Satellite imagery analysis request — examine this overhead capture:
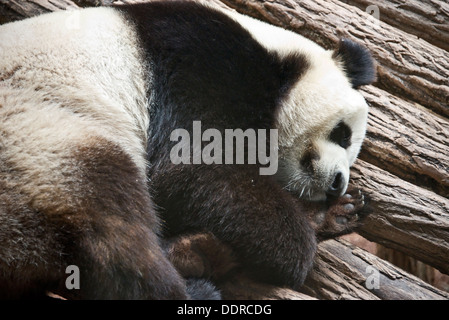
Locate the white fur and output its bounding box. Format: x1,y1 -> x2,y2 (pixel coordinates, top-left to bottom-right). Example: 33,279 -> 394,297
0,8 -> 149,210
217,6 -> 369,200
0,7 -> 148,164
0,4 -> 369,204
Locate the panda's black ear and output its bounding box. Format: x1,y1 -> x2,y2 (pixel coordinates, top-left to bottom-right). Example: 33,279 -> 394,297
332,38 -> 376,88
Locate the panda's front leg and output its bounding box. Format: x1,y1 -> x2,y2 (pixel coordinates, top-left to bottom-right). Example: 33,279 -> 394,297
305,186 -> 370,242
154,164 -> 318,290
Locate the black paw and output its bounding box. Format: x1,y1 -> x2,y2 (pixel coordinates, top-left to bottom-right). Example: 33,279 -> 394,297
314,187 -> 370,241
186,278 -> 221,300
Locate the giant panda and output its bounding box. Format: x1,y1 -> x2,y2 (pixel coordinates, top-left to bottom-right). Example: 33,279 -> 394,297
0,0 -> 375,299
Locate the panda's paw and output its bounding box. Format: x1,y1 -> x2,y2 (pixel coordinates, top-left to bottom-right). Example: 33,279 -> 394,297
164,232 -> 238,281
313,187 -> 370,241
330,187 -> 366,221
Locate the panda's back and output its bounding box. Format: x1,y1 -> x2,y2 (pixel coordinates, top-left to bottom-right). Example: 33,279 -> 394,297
0,7 -> 149,174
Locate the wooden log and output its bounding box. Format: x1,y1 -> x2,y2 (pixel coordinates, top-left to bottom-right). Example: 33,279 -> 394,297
73,0 -> 114,7
168,232 -> 448,300
360,85 -> 449,198
219,0 -> 449,119
375,244 -> 440,286
220,274 -> 316,300
302,239 -> 449,300
0,0 -> 78,23
351,159 -> 449,275
339,0 -> 449,52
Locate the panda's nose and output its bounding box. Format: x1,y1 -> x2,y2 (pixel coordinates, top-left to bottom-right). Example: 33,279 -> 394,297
326,171 -> 345,197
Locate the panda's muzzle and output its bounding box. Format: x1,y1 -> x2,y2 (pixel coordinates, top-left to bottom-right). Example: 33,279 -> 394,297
326,171 -> 346,197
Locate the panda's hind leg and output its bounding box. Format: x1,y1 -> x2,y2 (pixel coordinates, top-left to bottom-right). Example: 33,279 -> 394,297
61,138 -> 188,299
0,134 -> 187,299
0,186 -> 66,299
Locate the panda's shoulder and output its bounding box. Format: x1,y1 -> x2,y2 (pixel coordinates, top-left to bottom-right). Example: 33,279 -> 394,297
117,2 -> 311,128
0,6 -> 137,74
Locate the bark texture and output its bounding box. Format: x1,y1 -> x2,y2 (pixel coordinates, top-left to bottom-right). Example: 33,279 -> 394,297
351,160 -> 449,275
0,0 -> 77,23
218,238 -> 449,300
302,239 -> 449,300
360,85 -> 449,198
339,0 -> 449,52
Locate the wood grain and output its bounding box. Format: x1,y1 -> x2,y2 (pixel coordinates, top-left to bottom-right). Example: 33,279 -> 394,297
302,239 -> 449,300
352,159 -> 449,275
339,0 -> 449,52
360,85 -> 449,198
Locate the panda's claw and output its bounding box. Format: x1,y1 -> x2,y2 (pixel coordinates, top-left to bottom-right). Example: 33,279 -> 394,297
311,187 -> 370,241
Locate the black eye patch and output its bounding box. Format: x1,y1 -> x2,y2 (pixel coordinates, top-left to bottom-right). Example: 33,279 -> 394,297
329,122 -> 352,149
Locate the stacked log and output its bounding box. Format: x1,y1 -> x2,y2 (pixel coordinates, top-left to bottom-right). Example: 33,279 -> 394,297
339,0 -> 449,52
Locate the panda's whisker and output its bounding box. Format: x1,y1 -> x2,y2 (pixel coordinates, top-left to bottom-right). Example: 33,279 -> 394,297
299,185 -> 306,198
284,179 -> 296,191
285,170 -> 304,190
283,171 -> 299,190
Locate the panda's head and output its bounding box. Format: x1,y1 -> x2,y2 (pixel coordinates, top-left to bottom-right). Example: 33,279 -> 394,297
275,39 -> 376,201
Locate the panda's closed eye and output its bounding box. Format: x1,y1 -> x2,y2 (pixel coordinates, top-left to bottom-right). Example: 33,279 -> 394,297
329,121 -> 352,149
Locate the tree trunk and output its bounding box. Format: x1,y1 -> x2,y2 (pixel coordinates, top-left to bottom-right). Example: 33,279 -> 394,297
220,274 -> 316,300
351,159 -> 449,275
360,85 -> 449,198
339,0 -> 449,52
220,0 -> 449,119
218,238 -> 449,300
301,239 -> 449,300
0,0 -> 78,24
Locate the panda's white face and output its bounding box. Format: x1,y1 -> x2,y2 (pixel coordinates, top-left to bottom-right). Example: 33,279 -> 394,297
218,7 -> 373,201
275,51 -> 369,201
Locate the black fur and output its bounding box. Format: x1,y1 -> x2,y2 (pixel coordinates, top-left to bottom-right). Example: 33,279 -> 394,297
119,1 -> 315,289
0,1 -> 375,298
332,38 -> 376,88
67,140 -> 188,299
0,138 -> 188,299
186,278 -> 221,300
329,121 -> 352,149
118,2 -> 308,132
